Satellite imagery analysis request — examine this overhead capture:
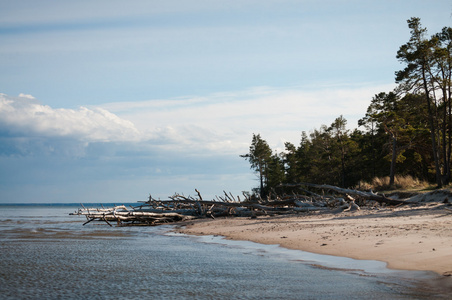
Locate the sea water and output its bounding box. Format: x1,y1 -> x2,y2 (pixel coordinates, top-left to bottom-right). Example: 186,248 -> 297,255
0,204 -> 445,299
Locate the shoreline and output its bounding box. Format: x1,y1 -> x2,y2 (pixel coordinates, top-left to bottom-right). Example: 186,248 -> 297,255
176,205 -> 452,277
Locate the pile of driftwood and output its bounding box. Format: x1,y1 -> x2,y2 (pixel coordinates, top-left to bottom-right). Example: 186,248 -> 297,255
71,183 -> 408,227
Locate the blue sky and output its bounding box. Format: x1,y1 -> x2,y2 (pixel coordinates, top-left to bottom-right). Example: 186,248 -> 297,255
1,0 -> 451,203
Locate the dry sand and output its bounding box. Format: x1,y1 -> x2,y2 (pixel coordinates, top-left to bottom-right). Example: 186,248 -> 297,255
178,203 -> 452,276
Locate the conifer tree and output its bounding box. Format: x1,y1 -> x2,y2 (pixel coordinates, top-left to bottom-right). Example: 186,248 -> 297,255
241,134 -> 272,198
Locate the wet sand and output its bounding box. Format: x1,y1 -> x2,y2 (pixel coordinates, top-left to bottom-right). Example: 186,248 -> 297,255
178,204 -> 452,276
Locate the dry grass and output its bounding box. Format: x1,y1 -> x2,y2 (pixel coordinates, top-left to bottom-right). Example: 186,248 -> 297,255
357,175 -> 430,191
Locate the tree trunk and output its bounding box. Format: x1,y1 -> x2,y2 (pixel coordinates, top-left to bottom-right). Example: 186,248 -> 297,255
423,66 -> 443,187
259,161 -> 265,198
389,134 -> 397,187
448,82 -> 452,184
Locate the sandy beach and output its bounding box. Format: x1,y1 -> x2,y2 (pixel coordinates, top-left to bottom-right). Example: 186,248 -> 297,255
178,203 -> 452,276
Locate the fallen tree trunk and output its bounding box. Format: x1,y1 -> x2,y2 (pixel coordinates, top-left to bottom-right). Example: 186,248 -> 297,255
279,183 -> 408,206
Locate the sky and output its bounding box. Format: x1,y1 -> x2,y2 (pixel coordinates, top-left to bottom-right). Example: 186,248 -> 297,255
1,0 -> 451,203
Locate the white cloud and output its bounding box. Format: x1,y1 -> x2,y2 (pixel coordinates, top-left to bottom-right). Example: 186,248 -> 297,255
0,82 -> 396,158
102,82 -> 396,152
0,84 -> 397,202
18,93 -> 35,99
0,93 -> 140,143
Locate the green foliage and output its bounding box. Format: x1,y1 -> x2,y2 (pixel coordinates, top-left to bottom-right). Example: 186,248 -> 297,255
396,17 -> 452,186
241,17 -> 452,194
240,134 -> 273,198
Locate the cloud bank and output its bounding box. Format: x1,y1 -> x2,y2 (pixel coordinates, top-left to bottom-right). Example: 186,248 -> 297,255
1,82 -> 395,157
102,83 -> 395,152
0,93 -> 142,157
0,93 -> 139,142
0,83 -> 395,202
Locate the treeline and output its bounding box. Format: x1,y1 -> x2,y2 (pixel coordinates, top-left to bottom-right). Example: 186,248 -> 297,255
241,18 -> 452,197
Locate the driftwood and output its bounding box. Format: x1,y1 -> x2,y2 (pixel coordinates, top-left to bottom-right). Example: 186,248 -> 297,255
279,183 -> 408,206
70,189 -> 332,226
71,205 -> 198,226
71,183 -> 409,226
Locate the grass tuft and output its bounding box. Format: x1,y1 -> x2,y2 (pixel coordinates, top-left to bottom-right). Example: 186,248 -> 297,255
357,175 -> 429,191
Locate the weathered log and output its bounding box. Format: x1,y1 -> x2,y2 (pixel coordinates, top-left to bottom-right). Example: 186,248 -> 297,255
293,206 -> 329,212
279,183 -> 408,206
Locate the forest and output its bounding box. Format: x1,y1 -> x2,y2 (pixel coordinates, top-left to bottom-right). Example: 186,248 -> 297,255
242,18 -> 452,198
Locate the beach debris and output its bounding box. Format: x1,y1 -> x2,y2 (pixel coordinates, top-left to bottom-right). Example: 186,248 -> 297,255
70,204 -> 197,226
70,183 -> 452,226
71,188 -> 333,226
278,182 -> 408,206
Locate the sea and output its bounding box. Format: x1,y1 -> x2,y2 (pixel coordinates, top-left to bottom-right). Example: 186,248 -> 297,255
0,204 -> 448,299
